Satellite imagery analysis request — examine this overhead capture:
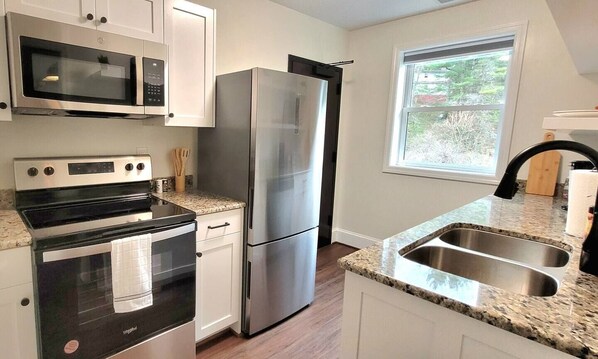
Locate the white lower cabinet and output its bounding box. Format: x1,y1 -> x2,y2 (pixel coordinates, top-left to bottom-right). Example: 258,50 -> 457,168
340,271 -> 574,359
0,247 -> 37,359
195,209 -> 242,342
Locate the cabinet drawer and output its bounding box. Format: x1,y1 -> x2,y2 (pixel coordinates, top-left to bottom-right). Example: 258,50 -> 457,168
196,209 -> 243,241
0,247 -> 33,290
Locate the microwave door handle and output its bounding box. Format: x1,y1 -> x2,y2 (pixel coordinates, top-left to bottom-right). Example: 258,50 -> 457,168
134,56 -> 144,106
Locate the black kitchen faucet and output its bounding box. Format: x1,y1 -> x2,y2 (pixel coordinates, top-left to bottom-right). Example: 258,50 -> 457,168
494,140 -> 598,276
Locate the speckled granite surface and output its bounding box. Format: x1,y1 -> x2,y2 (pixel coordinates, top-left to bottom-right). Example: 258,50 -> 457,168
0,210 -> 32,251
0,189 -> 31,251
154,189 -> 245,215
339,193 -> 598,359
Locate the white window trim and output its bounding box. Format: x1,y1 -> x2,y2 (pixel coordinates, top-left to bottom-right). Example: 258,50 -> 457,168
383,22 -> 528,185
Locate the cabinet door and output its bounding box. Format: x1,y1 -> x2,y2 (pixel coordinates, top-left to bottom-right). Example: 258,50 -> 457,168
0,16 -> 12,121
4,0 -> 95,28
95,0 -> 163,42
195,232 -> 241,342
0,283 -> 38,359
163,0 -> 215,127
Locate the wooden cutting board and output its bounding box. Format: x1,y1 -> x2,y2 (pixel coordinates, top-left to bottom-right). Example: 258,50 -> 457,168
526,131 -> 561,196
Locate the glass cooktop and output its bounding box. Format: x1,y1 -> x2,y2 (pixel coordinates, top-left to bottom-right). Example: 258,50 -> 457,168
20,195 -> 196,249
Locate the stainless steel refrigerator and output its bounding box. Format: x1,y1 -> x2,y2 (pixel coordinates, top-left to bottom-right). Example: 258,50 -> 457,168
197,68 -> 327,335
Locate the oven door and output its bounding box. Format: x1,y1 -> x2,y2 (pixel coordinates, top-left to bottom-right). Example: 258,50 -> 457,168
34,222 -> 196,359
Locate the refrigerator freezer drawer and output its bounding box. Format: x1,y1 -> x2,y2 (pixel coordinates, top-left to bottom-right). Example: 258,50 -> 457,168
243,227 -> 318,335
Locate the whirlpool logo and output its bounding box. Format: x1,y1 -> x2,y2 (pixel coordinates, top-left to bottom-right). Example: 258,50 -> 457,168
123,326 -> 138,335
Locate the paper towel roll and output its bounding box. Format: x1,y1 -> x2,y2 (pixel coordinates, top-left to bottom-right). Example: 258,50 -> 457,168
566,169 -> 598,237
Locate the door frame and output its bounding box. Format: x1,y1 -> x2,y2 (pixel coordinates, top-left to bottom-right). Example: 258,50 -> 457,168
288,54 -> 343,248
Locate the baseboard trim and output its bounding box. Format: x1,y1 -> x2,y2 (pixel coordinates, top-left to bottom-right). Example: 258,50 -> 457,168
332,228 -> 380,249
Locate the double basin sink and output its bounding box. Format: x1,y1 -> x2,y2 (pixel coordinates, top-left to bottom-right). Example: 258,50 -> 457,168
402,227 -> 570,297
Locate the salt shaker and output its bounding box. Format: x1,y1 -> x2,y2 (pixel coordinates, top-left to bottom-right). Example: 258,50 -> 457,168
154,179 -> 163,193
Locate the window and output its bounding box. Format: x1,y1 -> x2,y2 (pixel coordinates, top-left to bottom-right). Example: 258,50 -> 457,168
384,26 -> 526,183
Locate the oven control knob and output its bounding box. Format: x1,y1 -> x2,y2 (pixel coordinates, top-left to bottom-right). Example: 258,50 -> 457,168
43,166 -> 55,176
125,163 -> 134,171
27,167 -> 38,177
137,163 -> 145,171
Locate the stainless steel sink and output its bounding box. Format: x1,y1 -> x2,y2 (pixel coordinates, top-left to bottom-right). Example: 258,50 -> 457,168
438,228 -> 569,267
404,245 -> 559,297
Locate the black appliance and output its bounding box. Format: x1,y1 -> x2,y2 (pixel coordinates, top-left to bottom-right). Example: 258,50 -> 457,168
14,155 -> 197,359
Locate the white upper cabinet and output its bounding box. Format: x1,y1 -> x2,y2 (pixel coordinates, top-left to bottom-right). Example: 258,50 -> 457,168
0,15 -> 13,121
4,0 -> 96,29
4,0 -> 163,42
95,0 -> 163,42
158,0 -> 215,127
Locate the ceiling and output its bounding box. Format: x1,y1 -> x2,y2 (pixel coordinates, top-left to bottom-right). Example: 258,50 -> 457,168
270,0 -> 477,30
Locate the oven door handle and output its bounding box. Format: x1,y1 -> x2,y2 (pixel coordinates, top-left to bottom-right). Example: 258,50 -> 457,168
42,222 -> 196,263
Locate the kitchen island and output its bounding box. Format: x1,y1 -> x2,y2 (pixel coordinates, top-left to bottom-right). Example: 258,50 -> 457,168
338,193 -> 597,359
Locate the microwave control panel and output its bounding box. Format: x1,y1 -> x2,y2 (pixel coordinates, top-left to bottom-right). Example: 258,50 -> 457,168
143,58 -> 164,106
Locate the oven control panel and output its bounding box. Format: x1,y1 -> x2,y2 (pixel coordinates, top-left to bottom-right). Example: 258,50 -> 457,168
14,155 -> 152,191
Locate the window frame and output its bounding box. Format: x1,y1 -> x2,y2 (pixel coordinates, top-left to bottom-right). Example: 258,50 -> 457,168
383,23 -> 528,184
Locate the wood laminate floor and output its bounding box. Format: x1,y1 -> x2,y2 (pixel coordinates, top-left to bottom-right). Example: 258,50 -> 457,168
195,243 -> 357,359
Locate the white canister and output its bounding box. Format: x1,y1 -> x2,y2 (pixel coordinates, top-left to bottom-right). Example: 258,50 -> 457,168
154,179 -> 163,193
566,169 -> 598,237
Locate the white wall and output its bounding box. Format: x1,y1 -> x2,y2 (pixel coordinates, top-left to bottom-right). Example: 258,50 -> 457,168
334,0 -> 598,245
194,0 -> 348,75
0,0 -> 348,190
0,117 -> 197,188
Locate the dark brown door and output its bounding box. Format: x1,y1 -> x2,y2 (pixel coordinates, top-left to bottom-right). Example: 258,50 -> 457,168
288,55 -> 343,248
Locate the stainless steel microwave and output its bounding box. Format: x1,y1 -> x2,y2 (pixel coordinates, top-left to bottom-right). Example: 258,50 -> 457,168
6,12 -> 167,118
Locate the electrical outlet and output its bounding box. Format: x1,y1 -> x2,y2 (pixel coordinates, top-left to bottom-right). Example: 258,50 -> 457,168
136,147 -> 149,155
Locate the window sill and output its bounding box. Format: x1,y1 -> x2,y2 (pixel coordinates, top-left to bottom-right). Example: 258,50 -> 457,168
383,164 -> 501,185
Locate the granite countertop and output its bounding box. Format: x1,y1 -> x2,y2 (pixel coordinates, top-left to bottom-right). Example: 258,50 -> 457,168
153,189 -> 245,215
0,189 -> 245,252
338,193 -> 598,358
0,210 -> 32,251
0,189 -> 32,251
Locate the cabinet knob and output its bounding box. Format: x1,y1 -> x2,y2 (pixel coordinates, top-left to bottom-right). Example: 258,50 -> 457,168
196,252 -> 203,258
21,298 -> 30,307
0,102 -> 7,110
86,13 -> 94,21
168,113 -> 174,118
100,16 -> 108,24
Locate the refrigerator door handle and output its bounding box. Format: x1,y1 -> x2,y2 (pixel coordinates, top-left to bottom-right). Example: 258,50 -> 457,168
248,187 -> 254,229
246,261 -> 252,299
294,97 -> 300,134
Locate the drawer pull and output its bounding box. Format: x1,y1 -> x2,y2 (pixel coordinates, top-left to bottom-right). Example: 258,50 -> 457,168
196,252 -> 202,258
207,222 -> 230,230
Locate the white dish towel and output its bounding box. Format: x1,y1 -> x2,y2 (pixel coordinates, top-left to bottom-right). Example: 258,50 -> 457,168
111,234 -> 153,313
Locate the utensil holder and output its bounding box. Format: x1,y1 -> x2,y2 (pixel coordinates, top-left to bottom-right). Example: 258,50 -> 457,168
175,175 -> 185,193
